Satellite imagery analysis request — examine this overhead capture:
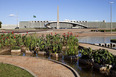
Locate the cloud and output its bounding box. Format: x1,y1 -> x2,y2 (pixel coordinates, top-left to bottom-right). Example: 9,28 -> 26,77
9,14 -> 15,17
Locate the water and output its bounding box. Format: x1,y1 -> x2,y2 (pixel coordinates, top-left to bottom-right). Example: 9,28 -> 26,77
57,57 -> 105,77
78,36 -> 116,44
78,36 -> 116,49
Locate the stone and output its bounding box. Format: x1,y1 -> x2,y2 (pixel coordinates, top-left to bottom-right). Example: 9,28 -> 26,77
38,51 -> 46,56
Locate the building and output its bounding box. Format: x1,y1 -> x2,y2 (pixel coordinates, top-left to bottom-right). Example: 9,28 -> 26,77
19,20 -> 116,29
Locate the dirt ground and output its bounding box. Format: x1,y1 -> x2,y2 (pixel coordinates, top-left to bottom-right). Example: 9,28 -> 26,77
1,29 -> 116,37
31,29 -> 116,37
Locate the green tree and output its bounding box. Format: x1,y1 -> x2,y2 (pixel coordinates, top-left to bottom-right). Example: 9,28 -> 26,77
0,21 -> 2,28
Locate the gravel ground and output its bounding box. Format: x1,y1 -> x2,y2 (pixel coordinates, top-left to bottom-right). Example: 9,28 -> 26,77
0,55 -> 75,77
1,29 -> 116,37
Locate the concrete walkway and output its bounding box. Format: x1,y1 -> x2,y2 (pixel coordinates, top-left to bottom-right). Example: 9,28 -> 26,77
0,55 -> 75,77
79,43 -> 116,56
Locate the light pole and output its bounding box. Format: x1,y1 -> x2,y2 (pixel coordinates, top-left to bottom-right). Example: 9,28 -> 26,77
110,2 -> 114,34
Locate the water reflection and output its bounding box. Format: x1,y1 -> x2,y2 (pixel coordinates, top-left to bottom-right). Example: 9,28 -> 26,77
78,36 -> 116,49
78,36 -> 116,44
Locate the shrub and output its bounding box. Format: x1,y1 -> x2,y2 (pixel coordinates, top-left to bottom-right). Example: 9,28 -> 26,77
80,47 -> 93,59
0,21 -> 2,28
93,49 -> 114,65
65,46 -> 78,56
80,48 -> 115,65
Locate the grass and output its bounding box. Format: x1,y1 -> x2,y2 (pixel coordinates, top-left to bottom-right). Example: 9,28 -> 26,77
111,39 -> 116,43
111,39 -> 116,40
0,63 -> 34,77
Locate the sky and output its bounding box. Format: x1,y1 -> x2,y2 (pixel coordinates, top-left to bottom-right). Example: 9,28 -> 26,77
0,0 -> 116,24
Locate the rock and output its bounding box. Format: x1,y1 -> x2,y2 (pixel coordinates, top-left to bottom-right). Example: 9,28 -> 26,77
11,49 -> 21,56
51,53 -> 62,58
21,46 -> 27,52
38,51 -> 46,56
64,55 -> 78,62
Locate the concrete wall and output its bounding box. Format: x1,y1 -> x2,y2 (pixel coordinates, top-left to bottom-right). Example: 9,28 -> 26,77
1,24 -> 17,29
19,21 -> 48,29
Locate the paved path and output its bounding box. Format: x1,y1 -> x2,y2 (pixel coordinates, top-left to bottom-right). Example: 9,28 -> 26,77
0,55 -> 75,77
79,43 -> 116,56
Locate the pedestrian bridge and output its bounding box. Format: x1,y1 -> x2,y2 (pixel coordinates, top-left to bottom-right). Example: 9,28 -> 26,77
45,21 -> 88,29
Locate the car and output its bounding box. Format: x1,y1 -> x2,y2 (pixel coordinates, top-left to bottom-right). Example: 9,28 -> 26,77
15,27 -> 19,29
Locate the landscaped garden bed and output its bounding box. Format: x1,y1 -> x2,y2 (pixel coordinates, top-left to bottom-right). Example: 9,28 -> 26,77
0,31 -> 79,57
0,31 -> 116,76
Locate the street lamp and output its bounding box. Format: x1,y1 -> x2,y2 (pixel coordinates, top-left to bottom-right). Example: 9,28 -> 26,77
110,2 -> 114,34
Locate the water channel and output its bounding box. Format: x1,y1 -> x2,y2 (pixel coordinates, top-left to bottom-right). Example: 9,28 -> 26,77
78,36 -> 116,44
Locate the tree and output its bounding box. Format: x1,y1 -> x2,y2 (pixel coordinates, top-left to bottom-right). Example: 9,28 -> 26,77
0,21 -> 2,28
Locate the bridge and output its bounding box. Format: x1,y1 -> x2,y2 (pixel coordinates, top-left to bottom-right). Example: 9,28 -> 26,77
45,21 -> 88,29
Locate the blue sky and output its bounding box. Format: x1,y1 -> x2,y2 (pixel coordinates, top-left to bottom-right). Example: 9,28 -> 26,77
0,0 -> 116,24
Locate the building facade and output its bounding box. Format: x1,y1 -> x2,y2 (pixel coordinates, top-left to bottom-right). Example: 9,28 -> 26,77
19,20 -> 116,29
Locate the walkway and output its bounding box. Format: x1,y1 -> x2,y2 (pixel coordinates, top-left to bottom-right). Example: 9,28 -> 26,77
0,55 -> 75,77
79,43 -> 116,56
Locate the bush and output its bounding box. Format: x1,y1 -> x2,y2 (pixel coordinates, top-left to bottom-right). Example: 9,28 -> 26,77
80,48 -> 115,65
93,49 -> 114,65
80,47 -> 93,59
